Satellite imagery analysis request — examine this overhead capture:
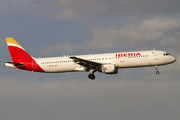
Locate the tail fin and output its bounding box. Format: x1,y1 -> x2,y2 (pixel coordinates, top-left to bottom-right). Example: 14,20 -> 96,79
5,37 -> 32,63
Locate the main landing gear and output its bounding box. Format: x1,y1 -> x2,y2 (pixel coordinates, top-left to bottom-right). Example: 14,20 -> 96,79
88,70 -> 96,80
155,65 -> 160,75
88,73 -> 95,80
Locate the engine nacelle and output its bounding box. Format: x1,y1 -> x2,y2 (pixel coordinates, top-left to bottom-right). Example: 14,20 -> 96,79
101,64 -> 118,74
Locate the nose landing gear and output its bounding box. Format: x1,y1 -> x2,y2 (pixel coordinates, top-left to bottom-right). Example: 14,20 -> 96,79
156,71 -> 160,75
155,66 -> 160,75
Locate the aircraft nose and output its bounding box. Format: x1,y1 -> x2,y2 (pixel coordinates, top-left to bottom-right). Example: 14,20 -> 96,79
174,57 -> 177,62
172,56 -> 177,63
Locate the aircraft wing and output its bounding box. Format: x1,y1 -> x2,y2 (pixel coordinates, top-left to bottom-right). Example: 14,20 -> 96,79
70,56 -> 102,71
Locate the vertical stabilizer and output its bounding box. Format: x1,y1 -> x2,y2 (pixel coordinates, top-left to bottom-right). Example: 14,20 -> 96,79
5,37 -> 32,62
5,37 -> 45,72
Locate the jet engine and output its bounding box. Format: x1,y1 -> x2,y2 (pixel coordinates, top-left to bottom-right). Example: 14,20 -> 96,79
101,64 -> 118,74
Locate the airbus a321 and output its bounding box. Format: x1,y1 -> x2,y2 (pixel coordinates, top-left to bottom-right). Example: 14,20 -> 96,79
4,38 -> 176,80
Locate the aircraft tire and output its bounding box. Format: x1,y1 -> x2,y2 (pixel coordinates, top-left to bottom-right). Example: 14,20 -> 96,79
91,74 -> 95,80
88,74 -> 95,80
156,71 -> 160,75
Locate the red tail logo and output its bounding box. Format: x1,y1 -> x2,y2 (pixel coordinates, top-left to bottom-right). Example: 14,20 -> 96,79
5,38 -> 45,72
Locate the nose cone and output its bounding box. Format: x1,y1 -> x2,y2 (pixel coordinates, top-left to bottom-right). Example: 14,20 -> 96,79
171,56 -> 177,63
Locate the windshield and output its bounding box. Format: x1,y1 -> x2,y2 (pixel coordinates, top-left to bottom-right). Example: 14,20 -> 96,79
163,53 -> 171,56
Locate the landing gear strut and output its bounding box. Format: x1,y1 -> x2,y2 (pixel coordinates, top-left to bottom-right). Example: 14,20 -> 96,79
88,70 -> 96,80
155,66 -> 160,75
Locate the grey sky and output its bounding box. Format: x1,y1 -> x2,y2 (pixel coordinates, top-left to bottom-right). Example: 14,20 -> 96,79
0,0 -> 180,120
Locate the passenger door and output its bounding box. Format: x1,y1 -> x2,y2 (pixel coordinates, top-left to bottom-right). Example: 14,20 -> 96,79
154,51 -> 159,60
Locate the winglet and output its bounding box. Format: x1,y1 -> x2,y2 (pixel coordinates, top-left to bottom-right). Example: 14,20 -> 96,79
66,55 -> 70,58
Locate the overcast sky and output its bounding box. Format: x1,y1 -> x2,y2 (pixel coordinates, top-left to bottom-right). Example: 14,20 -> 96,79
0,0 -> 180,120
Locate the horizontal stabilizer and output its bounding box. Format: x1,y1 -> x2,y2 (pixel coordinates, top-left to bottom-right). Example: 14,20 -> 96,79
4,62 -> 25,68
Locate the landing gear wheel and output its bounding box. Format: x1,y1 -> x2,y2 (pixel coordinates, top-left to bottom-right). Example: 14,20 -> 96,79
156,71 -> 160,75
92,75 -> 95,80
155,66 -> 160,75
88,73 -> 96,80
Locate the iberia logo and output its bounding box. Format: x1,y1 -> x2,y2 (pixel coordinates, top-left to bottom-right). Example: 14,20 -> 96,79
116,52 -> 141,57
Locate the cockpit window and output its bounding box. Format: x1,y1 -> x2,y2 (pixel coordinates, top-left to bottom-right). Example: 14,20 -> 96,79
163,53 -> 171,56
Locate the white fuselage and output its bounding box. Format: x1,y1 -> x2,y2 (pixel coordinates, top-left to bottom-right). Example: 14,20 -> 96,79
5,37 -> 177,80
35,50 -> 176,73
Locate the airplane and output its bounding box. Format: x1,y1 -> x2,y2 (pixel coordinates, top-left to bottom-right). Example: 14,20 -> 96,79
4,37 -> 176,80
